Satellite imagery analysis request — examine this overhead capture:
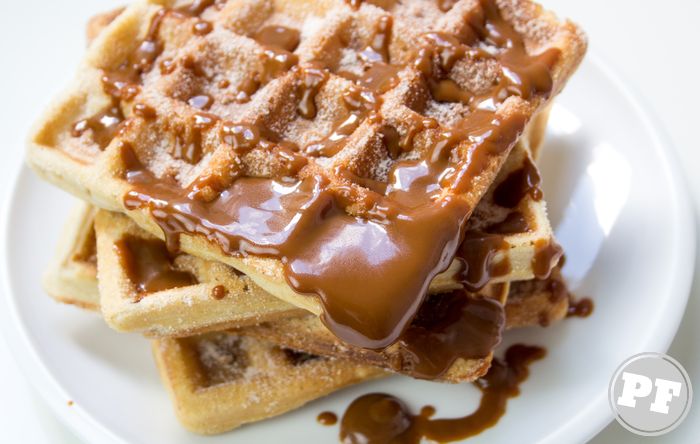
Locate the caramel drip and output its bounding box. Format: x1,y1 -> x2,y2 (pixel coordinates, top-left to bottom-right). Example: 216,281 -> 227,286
567,298 -> 594,318
226,26 -> 302,103
71,102 -> 124,149
456,231 -> 510,291
397,292 -> 504,379
114,0 -> 557,364
174,0 -> 216,16
344,0 -> 362,10
532,239 -> 563,280
172,111 -> 219,164
484,211 -> 530,234
100,9 -> 166,100
133,102 -> 156,119
211,284 -> 228,299
192,19 -> 213,36
437,0 -> 458,12
233,77 -> 260,103
414,0 -> 559,110
100,0 -> 216,101
254,25 -> 301,52
297,66 -> 329,119
304,84 -> 379,157
113,235 -> 197,298
318,411 -> 338,426
337,344 -> 545,443
492,157 -> 542,208
360,16 -> 392,65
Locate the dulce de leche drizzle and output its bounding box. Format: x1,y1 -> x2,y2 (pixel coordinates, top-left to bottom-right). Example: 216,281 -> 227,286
397,292 -> 504,378
492,157 -> 542,208
113,234 -> 197,299
107,0 -> 557,362
337,344 -> 546,443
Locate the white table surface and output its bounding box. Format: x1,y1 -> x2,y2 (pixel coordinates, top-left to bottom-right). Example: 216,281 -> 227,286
0,1 -> 697,442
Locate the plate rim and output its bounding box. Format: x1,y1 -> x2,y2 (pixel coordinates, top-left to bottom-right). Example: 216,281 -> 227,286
0,53 -> 695,444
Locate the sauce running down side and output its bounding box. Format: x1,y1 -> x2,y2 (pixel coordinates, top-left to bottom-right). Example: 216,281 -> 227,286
335,344 -> 546,443
113,235 -> 198,299
71,0 -> 561,375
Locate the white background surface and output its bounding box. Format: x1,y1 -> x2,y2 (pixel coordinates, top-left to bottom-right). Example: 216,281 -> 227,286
0,1 -> 697,443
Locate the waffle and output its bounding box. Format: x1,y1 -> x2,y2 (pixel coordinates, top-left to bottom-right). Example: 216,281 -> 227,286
43,203 -> 100,311
47,201 -> 568,334
505,265 -> 568,328
236,271 -> 567,383
27,0 -> 585,352
95,208 -> 306,336
152,331 -> 384,434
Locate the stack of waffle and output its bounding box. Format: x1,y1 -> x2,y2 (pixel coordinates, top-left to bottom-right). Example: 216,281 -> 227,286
28,0 -> 586,435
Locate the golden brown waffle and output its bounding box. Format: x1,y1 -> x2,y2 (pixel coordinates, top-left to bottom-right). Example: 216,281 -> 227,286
236,284 -> 510,383
27,0 -> 585,352
95,209 -> 306,337
43,203 -> 100,311
505,266 -> 568,328
47,201 -> 567,331
153,331 -> 384,434
236,276 -> 564,383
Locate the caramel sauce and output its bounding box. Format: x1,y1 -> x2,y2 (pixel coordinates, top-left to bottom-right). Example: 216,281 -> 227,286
304,84 -> 378,157
70,102 -> 124,149
170,111 -> 219,164
211,284 -> 228,299
532,239 -> 563,280
344,0 -> 362,10
192,19 -> 212,36
337,344 -> 545,443
484,211 -> 530,234
233,77 -> 260,103
212,29 -> 298,104
254,25 -> 301,52
297,66 -> 329,119
414,0 -> 559,110
437,0 -> 459,12
187,94 -> 213,110
113,235 -> 197,299
132,102 -> 156,119
318,411 -> 338,426
102,0 -> 557,376
456,231 -> 510,291
493,157 -> 542,208
397,292 -> 504,379
567,298 -> 594,318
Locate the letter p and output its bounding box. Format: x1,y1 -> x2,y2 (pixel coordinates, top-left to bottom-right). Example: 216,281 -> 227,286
617,372 -> 652,408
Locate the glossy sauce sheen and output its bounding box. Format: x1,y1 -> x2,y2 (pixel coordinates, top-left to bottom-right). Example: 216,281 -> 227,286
113,235 -> 197,298
492,157 -> 542,208
567,297 -> 594,318
337,344 -> 546,443
318,411 -> 339,426
88,0 -> 558,375
484,211 -> 530,234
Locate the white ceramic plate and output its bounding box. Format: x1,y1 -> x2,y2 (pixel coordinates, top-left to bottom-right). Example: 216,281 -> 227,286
0,55 -> 695,444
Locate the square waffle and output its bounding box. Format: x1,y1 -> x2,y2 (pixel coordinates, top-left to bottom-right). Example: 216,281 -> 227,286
46,201 -> 569,361
46,205 -> 567,382
95,208 -> 306,337
27,0 -> 586,354
152,332 -> 384,434
43,203 -> 100,311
